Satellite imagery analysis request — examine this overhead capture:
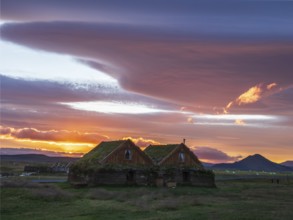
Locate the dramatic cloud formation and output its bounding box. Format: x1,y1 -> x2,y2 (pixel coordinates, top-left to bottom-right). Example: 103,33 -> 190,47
0,0 -> 292,162
224,82 -> 282,113
193,146 -> 242,163
1,22 -> 293,111
0,126 -> 108,144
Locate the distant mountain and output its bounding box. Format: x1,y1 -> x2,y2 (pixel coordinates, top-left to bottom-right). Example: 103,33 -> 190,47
0,154 -> 79,164
280,161 -> 293,168
0,148 -> 83,157
201,162 -> 214,168
212,154 -> 292,172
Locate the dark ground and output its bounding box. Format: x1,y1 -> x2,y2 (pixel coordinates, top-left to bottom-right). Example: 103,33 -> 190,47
1,175 -> 293,220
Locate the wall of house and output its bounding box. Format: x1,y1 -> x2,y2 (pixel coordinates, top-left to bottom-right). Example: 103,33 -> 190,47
68,172 -> 88,184
164,170 -> 215,187
104,142 -> 153,166
69,168 -> 215,187
161,145 -> 201,167
87,170 -> 149,186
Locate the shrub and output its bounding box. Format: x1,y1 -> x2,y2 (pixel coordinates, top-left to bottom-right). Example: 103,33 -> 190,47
0,179 -> 41,188
29,185 -> 73,201
1,179 -> 73,201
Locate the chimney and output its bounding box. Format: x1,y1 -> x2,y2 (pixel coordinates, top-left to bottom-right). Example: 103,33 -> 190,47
183,138 -> 186,144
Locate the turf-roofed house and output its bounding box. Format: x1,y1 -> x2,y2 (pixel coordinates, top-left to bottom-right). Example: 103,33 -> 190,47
69,140 -> 215,187
144,143 -> 215,187
68,139 -> 154,186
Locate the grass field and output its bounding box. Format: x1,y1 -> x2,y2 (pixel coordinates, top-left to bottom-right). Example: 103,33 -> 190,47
1,177 -> 293,220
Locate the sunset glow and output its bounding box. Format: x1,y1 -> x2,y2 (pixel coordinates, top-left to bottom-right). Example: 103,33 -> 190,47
1,0 -> 292,164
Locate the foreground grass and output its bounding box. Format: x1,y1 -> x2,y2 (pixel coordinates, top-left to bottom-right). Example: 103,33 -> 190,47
1,178 -> 293,220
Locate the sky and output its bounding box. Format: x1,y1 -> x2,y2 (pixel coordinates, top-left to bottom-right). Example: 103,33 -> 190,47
0,0 -> 292,163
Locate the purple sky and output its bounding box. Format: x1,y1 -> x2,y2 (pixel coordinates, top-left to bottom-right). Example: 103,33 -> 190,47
0,0 -> 292,163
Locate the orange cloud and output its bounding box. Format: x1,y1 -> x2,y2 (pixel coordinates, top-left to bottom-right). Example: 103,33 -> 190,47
122,136 -> 160,148
234,119 -> 245,126
236,85 -> 262,105
224,82 -> 278,113
226,101 -> 233,109
0,126 -> 108,144
187,117 -> 194,124
1,137 -> 93,155
267,83 -> 277,90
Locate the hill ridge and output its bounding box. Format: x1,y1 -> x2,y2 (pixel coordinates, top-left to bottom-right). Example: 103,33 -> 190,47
0,154 -> 78,163
212,154 -> 292,172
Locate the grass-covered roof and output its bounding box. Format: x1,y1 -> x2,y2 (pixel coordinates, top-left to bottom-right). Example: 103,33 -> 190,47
79,140 -> 125,164
71,140 -> 155,172
144,144 -> 179,163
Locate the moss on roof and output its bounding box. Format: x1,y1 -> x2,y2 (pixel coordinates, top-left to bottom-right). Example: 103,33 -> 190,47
144,144 -> 179,163
79,140 -> 125,164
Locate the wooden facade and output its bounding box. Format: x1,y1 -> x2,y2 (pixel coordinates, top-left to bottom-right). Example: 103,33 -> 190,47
159,143 -> 203,168
144,143 -> 203,169
102,140 -> 153,166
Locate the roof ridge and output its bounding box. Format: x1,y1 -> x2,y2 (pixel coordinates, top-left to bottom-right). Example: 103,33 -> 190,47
80,140 -> 127,164
181,143 -> 203,169
100,140 -> 128,163
158,144 -> 181,165
129,141 -> 154,165
144,143 -> 181,164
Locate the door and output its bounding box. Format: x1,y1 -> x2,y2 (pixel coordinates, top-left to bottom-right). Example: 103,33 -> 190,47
126,170 -> 135,184
182,171 -> 191,182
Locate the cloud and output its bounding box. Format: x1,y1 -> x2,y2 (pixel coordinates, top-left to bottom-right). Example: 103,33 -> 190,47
192,146 -> 242,163
267,83 -> 277,90
234,119 -> 245,126
0,1 -> 293,162
187,117 -> 194,124
0,126 -> 12,135
2,0 -> 293,40
236,85 -> 263,105
62,101 -> 172,114
2,21 -> 293,115
224,82 -> 282,113
0,75 -> 177,113
123,136 -> 160,148
0,126 -> 108,144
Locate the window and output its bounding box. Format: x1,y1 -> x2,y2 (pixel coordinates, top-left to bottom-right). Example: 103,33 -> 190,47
125,149 -> 132,160
179,152 -> 185,162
